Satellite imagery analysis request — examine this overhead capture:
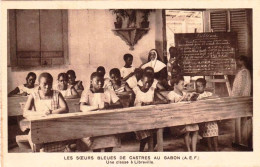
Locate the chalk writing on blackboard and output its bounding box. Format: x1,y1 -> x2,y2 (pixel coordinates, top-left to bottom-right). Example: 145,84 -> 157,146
175,32 -> 237,75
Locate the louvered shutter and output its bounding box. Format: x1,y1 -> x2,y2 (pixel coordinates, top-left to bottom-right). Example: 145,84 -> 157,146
230,10 -> 249,56
210,11 -> 228,32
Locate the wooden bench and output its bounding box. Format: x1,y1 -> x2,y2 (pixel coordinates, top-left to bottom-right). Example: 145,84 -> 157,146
21,96 -> 252,152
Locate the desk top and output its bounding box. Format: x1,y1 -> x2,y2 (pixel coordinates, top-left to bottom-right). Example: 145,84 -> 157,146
28,96 -> 252,144
8,91 -> 134,117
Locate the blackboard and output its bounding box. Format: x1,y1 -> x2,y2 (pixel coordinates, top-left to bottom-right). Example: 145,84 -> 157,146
175,32 -> 237,75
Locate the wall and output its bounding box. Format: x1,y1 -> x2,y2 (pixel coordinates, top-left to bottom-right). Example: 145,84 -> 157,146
7,9 -> 156,91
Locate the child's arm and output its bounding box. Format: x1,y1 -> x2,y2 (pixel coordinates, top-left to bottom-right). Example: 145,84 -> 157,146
122,72 -> 135,81
64,87 -> 80,99
154,90 -> 169,104
8,87 -> 23,97
77,81 -> 84,90
80,102 -> 99,112
51,93 -> 69,114
156,82 -> 165,91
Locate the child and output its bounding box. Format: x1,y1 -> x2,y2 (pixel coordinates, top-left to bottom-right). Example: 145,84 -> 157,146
133,72 -> 168,151
167,47 -> 181,81
96,66 -> 112,90
194,78 -> 219,151
109,68 -> 127,94
67,70 -> 84,91
79,72 -> 122,152
8,72 -> 37,97
167,76 -> 199,152
120,53 -> 135,81
55,73 -> 79,99
23,72 -> 70,152
125,68 -> 143,90
138,67 -> 165,90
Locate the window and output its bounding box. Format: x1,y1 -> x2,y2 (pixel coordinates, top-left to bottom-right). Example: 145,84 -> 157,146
210,9 -> 252,57
8,10 -> 68,68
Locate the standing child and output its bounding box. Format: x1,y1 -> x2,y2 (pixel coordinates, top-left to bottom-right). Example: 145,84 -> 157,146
8,72 -> 37,97
79,72 -> 122,152
55,73 -> 79,99
194,78 -> 219,151
133,72 -> 168,151
67,70 -> 84,92
120,54 -> 135,81
167,76 -> 199,152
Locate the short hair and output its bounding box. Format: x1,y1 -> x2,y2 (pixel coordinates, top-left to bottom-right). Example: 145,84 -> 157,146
169,46 -> 177,52
38,72 -> 53,84
170,75 -> 184,86
144,67 -> 154,74
196,78 -> 207,87
123,54 -> 133,61
109,68 -> 121,77
97,66 -> 105,73
90,72 -> 102,80
57,73 -> 68,81
134,68 -> 143,74
26,72 -> 36,80
66,70 -> 76,77
142,71 -> 154,80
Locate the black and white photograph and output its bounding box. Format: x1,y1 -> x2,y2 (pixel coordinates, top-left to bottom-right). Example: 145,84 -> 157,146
1,1 -> 259,166
6,8 -> 253,153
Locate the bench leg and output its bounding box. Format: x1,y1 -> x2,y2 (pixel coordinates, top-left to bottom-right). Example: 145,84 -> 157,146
233,117 -> 253,151
157,128 -> 163,152
147,136 -> 154,152
235,118 -> 242,144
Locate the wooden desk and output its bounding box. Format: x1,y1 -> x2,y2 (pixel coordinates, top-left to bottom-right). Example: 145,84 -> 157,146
25,96 -> 252,152
8,92 -> 133,117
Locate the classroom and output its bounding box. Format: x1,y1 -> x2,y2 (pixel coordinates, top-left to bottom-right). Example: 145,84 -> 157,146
7,9 -> 253,152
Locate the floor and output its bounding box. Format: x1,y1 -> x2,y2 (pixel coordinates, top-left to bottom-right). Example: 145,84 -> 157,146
8,119 -> 250,153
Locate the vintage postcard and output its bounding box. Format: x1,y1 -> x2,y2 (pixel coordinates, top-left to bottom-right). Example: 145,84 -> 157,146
1,0 -> 260,166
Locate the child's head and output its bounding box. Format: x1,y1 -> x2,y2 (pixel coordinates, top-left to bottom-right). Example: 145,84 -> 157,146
134,68 -> 143,80
169,46 -> 177,58
123,54 -> 133,67
66,70 -> 76,85
171,76 -> 185,91
26,72 -> 37,88
171,65 -> 181,76
195,78 -> 207,94
144,67 -> 154,75
97,66 -> 106,77
90,72 -> 104,92
141,72 -> 154,91
38,72 -> 53,95
109,68 -> 121,85
57,73 -> 68,90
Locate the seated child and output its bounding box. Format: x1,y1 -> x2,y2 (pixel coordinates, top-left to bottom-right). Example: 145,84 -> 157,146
120,53 -> 135,81
67,70 -> 84,91
23,72 -> 70,152
79,72 -> 122,152
126,68 -> 143,90
96,66 -> 112,90
194,78 -> 219,151
8,72 -> 37,97
109,68 -> 127,94
54,73 -> 79,99
133,72 -> 168,152
167,76 -> 199,152
138,67 -> 165,90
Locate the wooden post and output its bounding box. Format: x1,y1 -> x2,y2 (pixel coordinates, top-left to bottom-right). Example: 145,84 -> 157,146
235,118 -> 242,144
224,75 -> 231,96
157,128 -> 163,152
